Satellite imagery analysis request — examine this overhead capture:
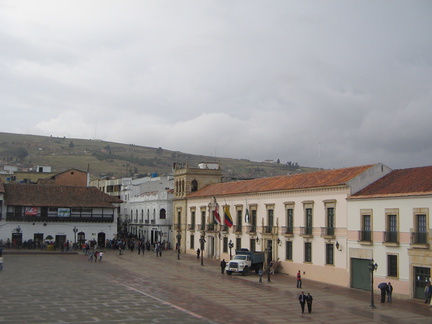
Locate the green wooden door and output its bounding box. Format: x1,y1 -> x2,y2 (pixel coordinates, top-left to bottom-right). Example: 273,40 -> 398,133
351,258 -> 370,291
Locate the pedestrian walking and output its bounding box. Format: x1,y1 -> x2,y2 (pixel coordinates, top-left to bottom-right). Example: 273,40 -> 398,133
297,270 -> 302,288
220,259 -> 226,274
387,282 -> 393,302
0,256 -> 3,271
88,251 -> 94,262
99,251 -> 103,262
306,293 -> 313,313
258,268 -> 263,283
425,282 -> 432,303
196,248 -> 200,259
298,292 -> 307,314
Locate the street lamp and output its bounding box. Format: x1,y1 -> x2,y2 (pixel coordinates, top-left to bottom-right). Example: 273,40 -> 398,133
199,234 -> 206,266
176,233 -> 182,260
266,247 -> 272,282
228,240 -> 234,260
369,259 -> 378,308
73,226 -> 78,249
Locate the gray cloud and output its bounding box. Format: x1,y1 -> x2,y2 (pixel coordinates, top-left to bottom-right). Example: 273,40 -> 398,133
1,1 -> 431,170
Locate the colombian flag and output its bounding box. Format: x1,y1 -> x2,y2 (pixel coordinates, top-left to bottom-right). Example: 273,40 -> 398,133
224,205 -> 233,227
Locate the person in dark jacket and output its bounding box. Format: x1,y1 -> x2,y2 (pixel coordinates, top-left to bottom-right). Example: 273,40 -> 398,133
220,259 -> 227,274
306,293 -> 313,313
298,292 -> 307,314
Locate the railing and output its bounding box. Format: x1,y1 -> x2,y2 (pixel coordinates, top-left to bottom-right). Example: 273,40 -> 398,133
321,227 -> 335,237
199,224 -> 206,231
220,225 -> 228,232
300,227 -> 313,236
412,232 -> 428,244
206,224 -> 215,231
359,230 -> 372,242
188,224 -> 196,231
263,226 -> 273,234
233,225 -> 242,233
246,225 -> 256,233
384,231 -> 398,243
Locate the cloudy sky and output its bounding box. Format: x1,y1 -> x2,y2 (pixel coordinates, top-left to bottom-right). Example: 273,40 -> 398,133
1,1 -> 431,170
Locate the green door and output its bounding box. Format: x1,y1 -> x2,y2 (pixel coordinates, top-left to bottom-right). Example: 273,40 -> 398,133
414,267 -> 430,299
351,258 -> 371,290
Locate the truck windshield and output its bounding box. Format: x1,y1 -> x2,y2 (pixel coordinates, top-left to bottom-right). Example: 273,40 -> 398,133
233,256 -> 247,260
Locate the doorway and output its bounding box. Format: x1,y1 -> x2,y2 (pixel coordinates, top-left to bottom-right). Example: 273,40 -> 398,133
34,233 -> 43,249
97,232 -> 106,248
414,266 -> 431,299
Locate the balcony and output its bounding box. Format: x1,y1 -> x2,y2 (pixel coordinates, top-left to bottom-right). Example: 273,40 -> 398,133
300,227 -> 313,237
281,226 -> 294,236
206,224 -> 215,232
263,226 -> 273,234
359,230 -> 372,242
199,224 -> 206,231
234,225 -> 243,233
411,232 -> 428,245
321,227 -> 335,238
246,225 -> 257,234
188,224 -> 196,231
6,213 -> 114,223
384,231 -> 398,244
220,225 -> 228,232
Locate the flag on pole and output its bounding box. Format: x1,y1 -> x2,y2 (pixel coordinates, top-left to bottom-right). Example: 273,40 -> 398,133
224,205 -> 233,227
244,208 -> 250,224
213,197 -> 221,224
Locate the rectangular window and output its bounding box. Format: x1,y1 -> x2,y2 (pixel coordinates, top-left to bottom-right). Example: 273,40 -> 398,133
326,243 -> 334,265
223,237 -> 228,253
305,208 -> 313,235
304,242 -> 312,262
236,237 -> 242,251
268,209 -> 274,226
251,209 -> 257,232
191,211 -> 196,226
177,210 -> 181,230
361,214 -> 371,241
386,214 -> 397,242
287,208 -> 294,234
237,210 -> 242,227
327,207 -> 335,236
286,241 -> 293,260
250,238 -> 256,252
415,214 -> 427,244
201,210 -> 206,231
387,255 -> 398,277
190,235 -> 194,249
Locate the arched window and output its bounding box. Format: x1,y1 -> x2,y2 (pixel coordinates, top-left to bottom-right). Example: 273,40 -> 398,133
160,208 -> 166,219
191,180 -> 198,192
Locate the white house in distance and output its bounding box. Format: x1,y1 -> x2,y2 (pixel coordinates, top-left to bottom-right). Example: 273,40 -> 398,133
120,175 -> 174,246
347,165 -> 432,299
174,162 -> 391,288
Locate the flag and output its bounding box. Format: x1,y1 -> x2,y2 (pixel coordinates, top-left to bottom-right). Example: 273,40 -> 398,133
244,208 -> 250,224
213,197 -> 221,224
224,205 -> 233,227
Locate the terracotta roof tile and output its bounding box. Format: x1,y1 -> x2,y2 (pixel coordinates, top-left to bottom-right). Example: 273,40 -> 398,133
350,166 -> 432,198
4,183 -> 122,207
188,164 -> 375,198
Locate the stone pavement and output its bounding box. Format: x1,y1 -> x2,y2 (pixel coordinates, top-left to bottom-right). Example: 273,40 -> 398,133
0,249 -> 431,323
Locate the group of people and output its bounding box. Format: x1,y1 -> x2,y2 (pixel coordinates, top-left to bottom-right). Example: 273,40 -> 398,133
424,282 -> 432,306
378,282 -> 393,303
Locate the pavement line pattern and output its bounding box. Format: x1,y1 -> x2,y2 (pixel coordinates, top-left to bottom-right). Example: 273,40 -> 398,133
115,280 -> 217,324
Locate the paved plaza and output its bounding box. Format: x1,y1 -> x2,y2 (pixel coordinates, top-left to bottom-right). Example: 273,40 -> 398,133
0,249 -> 431,324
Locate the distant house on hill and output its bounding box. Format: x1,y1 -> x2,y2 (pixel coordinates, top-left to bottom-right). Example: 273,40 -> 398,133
37,169 -> 88,187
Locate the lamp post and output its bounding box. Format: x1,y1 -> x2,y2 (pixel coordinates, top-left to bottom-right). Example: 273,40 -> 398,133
228,240 -> 234,260
266,247 -> 272,282
199,234 -> 206,266
369,259 -> 378,308
176,233 -> 181,260
73,226 -> 78,249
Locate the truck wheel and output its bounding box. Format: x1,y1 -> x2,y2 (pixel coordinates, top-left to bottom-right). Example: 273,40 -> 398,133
227,271 -> 232,275
242,266 -> 249,276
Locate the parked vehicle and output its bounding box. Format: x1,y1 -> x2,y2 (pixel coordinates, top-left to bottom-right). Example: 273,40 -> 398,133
226,249 -> 265,276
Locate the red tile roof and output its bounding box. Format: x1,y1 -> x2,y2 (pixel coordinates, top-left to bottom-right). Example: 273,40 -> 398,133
4,183 -> 122,207
350,166 -> 432,198
188,165 -> 375,198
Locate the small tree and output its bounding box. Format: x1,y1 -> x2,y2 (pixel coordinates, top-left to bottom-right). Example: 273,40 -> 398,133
69,141 -> 75,149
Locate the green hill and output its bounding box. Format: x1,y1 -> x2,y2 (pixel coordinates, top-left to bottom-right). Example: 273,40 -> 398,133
0,132 -> 318,180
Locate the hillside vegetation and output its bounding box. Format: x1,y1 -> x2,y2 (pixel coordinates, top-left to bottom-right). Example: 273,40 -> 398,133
0,132 -> 318,180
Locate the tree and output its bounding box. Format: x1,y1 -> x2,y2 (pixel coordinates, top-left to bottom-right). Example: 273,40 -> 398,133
69,141 -> 75,149
16,147 -> 28,162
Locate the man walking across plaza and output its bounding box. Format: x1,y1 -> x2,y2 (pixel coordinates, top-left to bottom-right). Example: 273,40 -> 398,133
298,291 -> 307,314
220,259 -> 226,274
297,270 -> 302,288
387,282 -> 393,302
306,292 -> 313,313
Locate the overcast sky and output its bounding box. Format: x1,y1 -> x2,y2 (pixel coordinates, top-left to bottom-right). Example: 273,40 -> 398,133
1,1 -> 431,170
